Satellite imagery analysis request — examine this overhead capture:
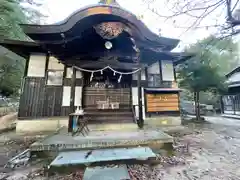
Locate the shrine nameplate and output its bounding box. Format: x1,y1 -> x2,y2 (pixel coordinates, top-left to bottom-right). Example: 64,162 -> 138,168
146,93 -> 179,112
87,7 -> 111,16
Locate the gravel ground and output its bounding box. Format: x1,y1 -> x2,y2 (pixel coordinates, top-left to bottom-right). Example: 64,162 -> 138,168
1,116 -> 240,180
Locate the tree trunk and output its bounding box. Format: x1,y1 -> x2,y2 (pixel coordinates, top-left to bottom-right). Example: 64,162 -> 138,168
194,91 -> 200,121
196,91 -> 200,120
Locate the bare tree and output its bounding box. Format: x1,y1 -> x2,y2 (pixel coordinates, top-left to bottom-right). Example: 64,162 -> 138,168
143,0 -> 240,38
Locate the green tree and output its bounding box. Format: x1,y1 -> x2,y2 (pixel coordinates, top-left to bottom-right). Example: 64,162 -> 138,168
0,0 -> 46,40
178,36 -> 230,120
0,0 -> 45,96
186,36 -> 240,75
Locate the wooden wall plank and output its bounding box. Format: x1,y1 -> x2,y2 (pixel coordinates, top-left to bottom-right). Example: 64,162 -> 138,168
147,102 -> 179,107
18,77 -> 45,118
18,77 -> 68,119
146,92 -> 180,113
147,106 -> 179,112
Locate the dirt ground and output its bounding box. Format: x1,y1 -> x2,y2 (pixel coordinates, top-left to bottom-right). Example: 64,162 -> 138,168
158,120 -> 240,180
1,116 -> 240,180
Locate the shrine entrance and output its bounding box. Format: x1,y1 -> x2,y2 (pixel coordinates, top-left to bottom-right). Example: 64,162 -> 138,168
82,69 -> 133,124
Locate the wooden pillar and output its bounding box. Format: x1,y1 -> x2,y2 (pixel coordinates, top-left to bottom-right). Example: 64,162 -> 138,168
137,69 -> 144,128
233,96 -> 236,115
220,96 -> 224,114
70,67 -> 76,113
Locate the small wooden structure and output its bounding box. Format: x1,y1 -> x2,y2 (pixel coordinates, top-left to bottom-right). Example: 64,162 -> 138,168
222,66 -> 240,118
0,0 -> 192,132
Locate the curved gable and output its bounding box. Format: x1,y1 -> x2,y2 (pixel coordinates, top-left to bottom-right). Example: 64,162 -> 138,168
20,5 -> 179,51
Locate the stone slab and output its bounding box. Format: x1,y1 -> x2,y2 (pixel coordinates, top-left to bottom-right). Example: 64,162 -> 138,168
50,147 -> 156,166
83,165 -> 130,180
30,130 -> 173,151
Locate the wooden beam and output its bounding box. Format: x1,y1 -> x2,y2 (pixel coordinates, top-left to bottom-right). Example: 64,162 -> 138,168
63,60 -> 146,70
159,60 -> 163,82
70,67 -> 76,113
44,53 -> 50,77
137,68 -> 144,129
23,54 -> 30,77
55,51 -> 138,61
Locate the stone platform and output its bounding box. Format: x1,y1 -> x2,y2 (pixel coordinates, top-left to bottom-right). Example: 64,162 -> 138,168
30,129 -> 173,152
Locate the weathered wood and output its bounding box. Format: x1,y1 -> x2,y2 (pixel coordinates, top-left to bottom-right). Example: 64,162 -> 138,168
147,107 -> 179,112
147,102 -> 179,107
146,94 -> 178,98
146,93 -> 180,113
70,68 -> 76,113
137,69 -> 143,128
18,77 -> 69,119
83,88 -> 131,109
18,77 -> 45,118
85,110 -> 134,124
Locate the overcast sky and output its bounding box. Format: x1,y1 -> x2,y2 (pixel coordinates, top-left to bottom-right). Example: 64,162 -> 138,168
41,0 -> 227,50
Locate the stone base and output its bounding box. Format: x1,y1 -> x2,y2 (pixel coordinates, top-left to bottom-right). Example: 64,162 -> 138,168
145,116 -> 182,126
16,117 -> 138,133
16,116 -> 181,133
16,118 -> 68,133
30,130 -> 173,152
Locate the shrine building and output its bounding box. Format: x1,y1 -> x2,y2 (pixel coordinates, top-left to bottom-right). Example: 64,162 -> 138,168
0,0 -> 192,132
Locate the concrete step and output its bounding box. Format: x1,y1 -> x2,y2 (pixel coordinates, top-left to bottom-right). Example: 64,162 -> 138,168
49,147 -> 156,167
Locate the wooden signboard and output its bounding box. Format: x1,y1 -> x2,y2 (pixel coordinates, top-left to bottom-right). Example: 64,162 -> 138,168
87,7 -> 111,15
146,93 -> 179,112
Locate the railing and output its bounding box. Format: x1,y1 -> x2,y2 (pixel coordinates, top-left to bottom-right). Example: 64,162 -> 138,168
222,94 -> 240,115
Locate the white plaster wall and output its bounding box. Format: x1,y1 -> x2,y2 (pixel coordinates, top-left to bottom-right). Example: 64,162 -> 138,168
48,56 -> 64,70
141,70 -> 146,80
62,86 -> 71,106
161,60 -> 175,81
66,68 -> 83,79
148,61 -> 160,74
141,88 -> 146,119
132,73 -> 137,80
132,87 -> 138,105
131,87 -> 145,119
132,70 -> 146,80
27,53 -> 46,77
62,86 -> 83,107
75,86 -> 82,106
63,68 -> 83,107
228,72 -> 240,82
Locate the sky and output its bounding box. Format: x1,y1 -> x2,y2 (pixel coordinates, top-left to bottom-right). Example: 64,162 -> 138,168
40,0 -> 227,51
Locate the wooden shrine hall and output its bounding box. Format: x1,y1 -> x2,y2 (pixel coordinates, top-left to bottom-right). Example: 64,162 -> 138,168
0,0 -> 192,132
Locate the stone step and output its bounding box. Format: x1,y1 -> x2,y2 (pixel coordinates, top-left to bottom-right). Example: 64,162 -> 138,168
49,147 -> 156,167
85,111 -> 132,116
85,110 -> 134,123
